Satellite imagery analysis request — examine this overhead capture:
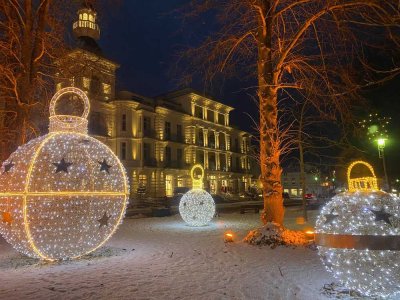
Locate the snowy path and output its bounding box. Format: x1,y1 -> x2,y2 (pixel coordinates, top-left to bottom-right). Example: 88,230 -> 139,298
0,212 -> 335,300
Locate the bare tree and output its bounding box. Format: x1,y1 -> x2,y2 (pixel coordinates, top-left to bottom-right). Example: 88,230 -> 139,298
0,0 -> 77,161
178,0 -> 399,225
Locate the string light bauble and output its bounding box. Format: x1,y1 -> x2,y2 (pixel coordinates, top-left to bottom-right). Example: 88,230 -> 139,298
179,164 -> 215,226
0,87 -> 129,261
315,161 -> 400,297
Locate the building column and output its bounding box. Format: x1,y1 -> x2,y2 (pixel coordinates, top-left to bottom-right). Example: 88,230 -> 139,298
215,132 -> 219,149
203,129 -> 208,147
216,152 -> 220,170
226,133 -> 230,151
191,101 -> 195,116
204,151 -> 208,169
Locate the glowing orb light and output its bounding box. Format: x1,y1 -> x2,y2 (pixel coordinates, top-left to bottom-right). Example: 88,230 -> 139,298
315,161 -> 400,297
0,87 -> 129,261
179,164 -> 215,226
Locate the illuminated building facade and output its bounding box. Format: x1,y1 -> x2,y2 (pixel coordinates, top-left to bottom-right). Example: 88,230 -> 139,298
56,5 -> 254,200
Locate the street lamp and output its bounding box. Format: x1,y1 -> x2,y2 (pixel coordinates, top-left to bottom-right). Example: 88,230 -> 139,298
377,138 -> 390,191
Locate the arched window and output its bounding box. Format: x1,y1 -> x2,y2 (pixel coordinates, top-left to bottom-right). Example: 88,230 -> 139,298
83,13 -> 88,20
88,14 -> 94,22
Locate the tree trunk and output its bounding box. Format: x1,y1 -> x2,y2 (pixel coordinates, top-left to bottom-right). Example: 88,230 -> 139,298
298,102 -> 308,221
258,0 -> 284,226
299,140 -> 307,221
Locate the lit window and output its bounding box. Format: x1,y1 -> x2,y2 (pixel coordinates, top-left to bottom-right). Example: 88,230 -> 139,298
82,77 -> 90,89
139,174 -> 147,187
83,13 -> 88,20
56,83 -> 62,91
88,14 -> 94,22
103,83 -> 111,94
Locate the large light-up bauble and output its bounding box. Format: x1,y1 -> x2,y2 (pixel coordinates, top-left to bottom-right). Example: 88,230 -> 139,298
0,87 -> 129,261
315,190 -> 400,297
179,189 -> 215,226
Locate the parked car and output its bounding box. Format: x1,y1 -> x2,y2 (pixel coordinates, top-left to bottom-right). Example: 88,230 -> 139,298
305,193 -> 318,207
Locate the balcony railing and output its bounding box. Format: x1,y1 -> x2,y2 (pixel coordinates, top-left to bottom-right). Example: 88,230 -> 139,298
73,20 -> 100,31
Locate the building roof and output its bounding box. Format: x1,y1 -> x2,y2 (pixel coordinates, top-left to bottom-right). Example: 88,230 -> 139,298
75,36 -> 102,56
156,88 -> 235,111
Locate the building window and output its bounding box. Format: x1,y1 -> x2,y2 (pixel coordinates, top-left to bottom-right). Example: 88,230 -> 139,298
103,83 -> 111,94
208,131 -> 215,148
218,113 -> 225,125
198,128 -> 204,146
165,121 -> 171,140
165,175 -> 173,196
194,105 -> 203,119
121,142 -> 127,160
56,83 -> 62,91
207,109 -> 214,122
143,143 -> 150,161
165,146 -> 171,163
122,114 -> 126,131
177,124 -> 182,142
177,177 -> 183,187
139,174 -> 147,187
177,148 -> 183,166
143,116 -> 151,132
90,76 -> 101,94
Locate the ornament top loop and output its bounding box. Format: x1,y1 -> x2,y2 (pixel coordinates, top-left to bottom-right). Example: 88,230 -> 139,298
190,164 -> 204,189
49,87 -> 90,119
48,87 -> 90,134
347,160 -> 378,192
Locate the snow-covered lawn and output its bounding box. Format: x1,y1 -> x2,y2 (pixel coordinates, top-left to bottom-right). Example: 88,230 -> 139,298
0,209 -> 342,300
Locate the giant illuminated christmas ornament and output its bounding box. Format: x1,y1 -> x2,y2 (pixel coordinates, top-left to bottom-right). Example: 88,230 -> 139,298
179,164 -> 215,226
315,161 -> 400,297
0,87 -> 129,261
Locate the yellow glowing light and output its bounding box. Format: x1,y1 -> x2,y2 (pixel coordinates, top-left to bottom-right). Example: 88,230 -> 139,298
0,87 -> 129,261
190,164 -> 205,189
224,232 -> 234,242
347,161 -> 378,192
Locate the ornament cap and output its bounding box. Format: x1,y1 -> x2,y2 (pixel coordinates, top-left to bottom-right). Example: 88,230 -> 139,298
190,164 -> 204,189
347,160 -> 378,192
49,87 -> 90,134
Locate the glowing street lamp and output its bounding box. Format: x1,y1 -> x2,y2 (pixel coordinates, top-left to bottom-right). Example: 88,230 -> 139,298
377,138 -> 390,191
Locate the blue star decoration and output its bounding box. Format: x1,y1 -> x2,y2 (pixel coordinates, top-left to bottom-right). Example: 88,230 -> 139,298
2,160 -> 15,174
324,209 -> 339,225
370,207 -> 393,226
53,158 -> 73,173
98,159 -> 112,174
98,212 -> 110,228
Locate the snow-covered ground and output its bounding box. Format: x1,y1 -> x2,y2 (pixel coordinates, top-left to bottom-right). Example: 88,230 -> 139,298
0,209 -> 359,300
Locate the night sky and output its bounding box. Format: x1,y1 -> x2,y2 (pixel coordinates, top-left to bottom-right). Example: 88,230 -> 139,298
97,0 -> 258,133
94,1 -> 399,179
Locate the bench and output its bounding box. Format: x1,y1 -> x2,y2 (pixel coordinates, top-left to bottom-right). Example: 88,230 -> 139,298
240,205 -> 261,214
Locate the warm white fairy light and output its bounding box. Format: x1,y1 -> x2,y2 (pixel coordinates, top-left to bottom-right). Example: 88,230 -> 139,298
0,87 -> 129,261
179,189 -> 215,226
315,161 -> 400,297
179,164 -> 215,226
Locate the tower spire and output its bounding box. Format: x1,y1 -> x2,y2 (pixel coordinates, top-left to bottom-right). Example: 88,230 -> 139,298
73,3 -> 100,41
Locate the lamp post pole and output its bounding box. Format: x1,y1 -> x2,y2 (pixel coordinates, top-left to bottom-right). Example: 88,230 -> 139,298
377,138 -> 390,191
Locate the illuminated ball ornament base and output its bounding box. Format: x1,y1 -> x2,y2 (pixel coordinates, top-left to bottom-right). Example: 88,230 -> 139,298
179,164 -> 215,226
0,87 -> 129,261
315,161 -> 400,297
